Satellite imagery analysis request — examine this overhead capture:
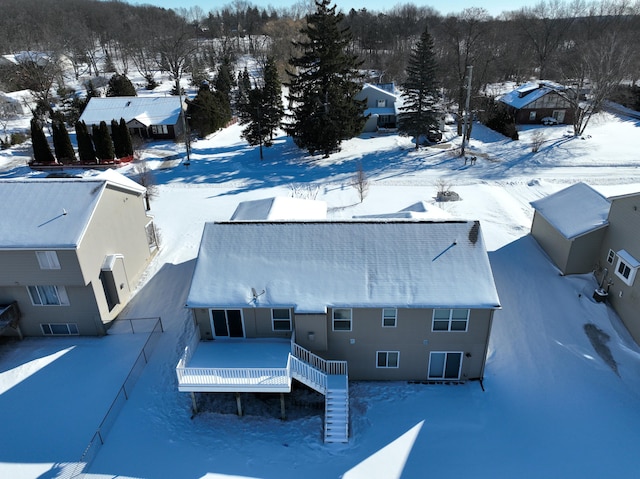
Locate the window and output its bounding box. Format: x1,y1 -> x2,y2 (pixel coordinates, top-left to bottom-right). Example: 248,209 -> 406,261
41,323 -> 79,336
376,351 -> 399,368
377,99 -> 386,108
272,308 -> 292,331
146,221 -> 158,249
382,308 -> 397,327
27,285 -> 69,306
607,249 -> 616,265
428,352 -> 462,380
529,111 -> 537,121
614,250 -> 639,287
432,309 -> 469,332
152,124 -> 168,135
36,251 -> 60,270
332,308 -> 352,331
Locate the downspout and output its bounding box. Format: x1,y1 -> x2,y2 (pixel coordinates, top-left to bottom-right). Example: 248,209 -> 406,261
478,308 -> 496,391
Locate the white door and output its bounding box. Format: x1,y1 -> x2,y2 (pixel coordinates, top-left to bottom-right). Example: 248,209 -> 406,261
209,309 -> 245,338
428,352 -> 463,380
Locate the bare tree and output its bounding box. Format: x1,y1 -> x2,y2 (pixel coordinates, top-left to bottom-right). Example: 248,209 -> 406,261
351,161 -> 369,203
133,162 -> 158,211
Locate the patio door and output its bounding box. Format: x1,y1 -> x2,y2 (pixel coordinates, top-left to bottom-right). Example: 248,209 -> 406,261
428,352 -> 462,380
210,309 -> 245,338
552,110 -> 565,123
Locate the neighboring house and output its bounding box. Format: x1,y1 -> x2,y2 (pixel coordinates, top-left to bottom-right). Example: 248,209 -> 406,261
230,197 -> 327,220
354,201 -> 452,221
78,96 -> 184,140
0,170 -> 158,338
355,83 -> 400,132
177,220 -> 501,442
0,91 -> 27,116
498,80 -> 575,125
531,183 -> 640,345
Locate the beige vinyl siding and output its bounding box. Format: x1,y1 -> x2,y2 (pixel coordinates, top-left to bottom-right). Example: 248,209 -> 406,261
76,184 -> 155,321
0,250 -> 84,286
531,212 -> 572,273
0,284 -> 102,336
598,195 -> 640,343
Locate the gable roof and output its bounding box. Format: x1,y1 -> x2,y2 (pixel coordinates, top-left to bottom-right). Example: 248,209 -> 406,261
498,80 -> 568,110
530,182 -> 611,239
356,83 -> 399,116
354,201 -> 452,220
230,197 -> 327,220
78,96 -> 182,127
0,172 -> 144,249
186,220 -> 501,313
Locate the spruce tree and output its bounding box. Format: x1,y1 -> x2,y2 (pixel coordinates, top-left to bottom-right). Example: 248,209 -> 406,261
52,119 -> 76,164
187,82 -> 221,138
30,118 -> 55,164
106,73 -> 137,97
111,119 -> 125,158
398,25 -> 440,149
286,0 -> 365,157
262,57 -> 284,144
76,121 -> 96,163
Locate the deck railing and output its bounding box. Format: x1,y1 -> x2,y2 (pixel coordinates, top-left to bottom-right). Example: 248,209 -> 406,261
176,364 -> 292,389
291,341 -> 348,376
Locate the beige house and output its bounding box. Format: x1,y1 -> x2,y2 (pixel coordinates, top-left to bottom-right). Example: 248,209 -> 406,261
0,170 -> 158,338
177,220 -> 501,442
531,183 -> 640,344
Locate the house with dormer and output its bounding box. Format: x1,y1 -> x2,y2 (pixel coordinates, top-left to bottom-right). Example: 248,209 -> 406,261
355,83 -> 400,132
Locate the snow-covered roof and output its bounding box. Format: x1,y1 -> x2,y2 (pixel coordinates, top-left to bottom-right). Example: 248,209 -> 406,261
230,197 -> 327,220
354,201 -> 452,220
498,80 -> 568,109
186,221 -> 501,312
79,96 -> 182,127
0,172 -> 144,249
530,183 -> 610,239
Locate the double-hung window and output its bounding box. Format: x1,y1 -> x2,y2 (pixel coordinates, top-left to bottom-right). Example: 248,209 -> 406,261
271,308 -> 292,331
332,308 -> 352,331
376,351 -> 399,368
432,308 -> 469,332
36,251 -> 60,270
382,308 -> 397,327
27,285 -> 69,306
614,250 -> 639,287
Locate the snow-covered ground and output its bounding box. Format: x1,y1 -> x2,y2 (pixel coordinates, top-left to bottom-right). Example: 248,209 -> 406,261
2,110 -> 640,478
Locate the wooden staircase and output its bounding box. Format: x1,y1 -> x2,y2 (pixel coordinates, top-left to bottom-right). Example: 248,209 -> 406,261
290,342 -> 349,443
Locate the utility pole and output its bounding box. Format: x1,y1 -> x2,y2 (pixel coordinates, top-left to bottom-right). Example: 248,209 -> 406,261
178,89 -> 191,167
460,65 -> 473,158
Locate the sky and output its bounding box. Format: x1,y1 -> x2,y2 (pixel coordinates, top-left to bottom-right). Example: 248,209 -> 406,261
2,62 -> 640,478
131,0 -> 539,18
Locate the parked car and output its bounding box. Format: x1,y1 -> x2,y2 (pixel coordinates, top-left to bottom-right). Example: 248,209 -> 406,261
541,116 -> 559,125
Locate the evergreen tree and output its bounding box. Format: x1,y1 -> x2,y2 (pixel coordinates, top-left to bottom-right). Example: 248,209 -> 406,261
75,121 -> 96,163
285,0 -> 365,157
30,117 -> 55,164
262,57 -> 284,144
187,82 -> 231,138
120,118 -> 134,157
93,121 -> 115,161
106,73 -> 137,97
52,118 -> 76,164
214,59 -> 235,104
237,67 -> 252,115
238,88 -> 269,159
398,25 -> 440,149
111,119 -> 125,158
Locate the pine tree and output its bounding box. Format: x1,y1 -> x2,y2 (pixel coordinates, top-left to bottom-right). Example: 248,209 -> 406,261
93,121 -> 115,161
398,25 -> 440,149
76,121 -> 96,163
52,118 -> 76,164
187,82 -> 230,138
286,0 -> 365,157
30,118 -> 55,164
237,67 -> 252,115
262,57 -> 284,144
111,119 -> 125,158
106,73 -> 137,97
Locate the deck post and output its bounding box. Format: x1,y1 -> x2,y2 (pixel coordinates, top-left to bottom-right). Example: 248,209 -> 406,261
190,392 -> 198,414
235,392 -> 243,416
280,393 -> 286,420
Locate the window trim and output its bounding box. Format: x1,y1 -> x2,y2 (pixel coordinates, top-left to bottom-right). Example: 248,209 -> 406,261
376,351 -> 400,368
271,308 -> 292,332
432,308 -> 469,332
36,251 -> 60,270
27,285 -> 69,306
382,308 -> 397,328
614,250 -> 639,287
41,323 -> 79,336
332,308 -> 352,332
606,249 -> 615,265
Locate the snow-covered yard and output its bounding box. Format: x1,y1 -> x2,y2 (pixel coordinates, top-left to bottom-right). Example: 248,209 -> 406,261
2,112 -> 640,478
